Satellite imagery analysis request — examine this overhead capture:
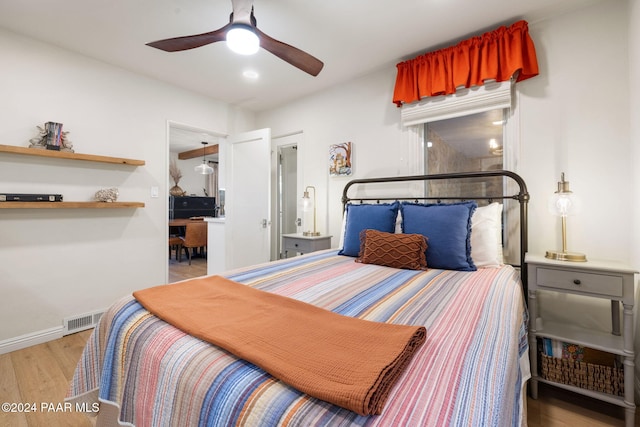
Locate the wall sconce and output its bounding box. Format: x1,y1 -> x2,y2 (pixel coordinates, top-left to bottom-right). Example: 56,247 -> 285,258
194,141 -> 214,175
301,186 -> 320,236
545,172 -> 586,262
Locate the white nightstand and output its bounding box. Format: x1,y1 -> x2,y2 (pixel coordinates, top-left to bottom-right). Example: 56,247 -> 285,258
282,233 -> 332,257
526,253 -> 637,426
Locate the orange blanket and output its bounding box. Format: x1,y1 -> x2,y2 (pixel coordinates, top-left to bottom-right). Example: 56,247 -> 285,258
133,275 -> 426,415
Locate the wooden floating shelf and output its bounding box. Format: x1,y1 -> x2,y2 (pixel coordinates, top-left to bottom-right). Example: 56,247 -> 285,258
0,144 -> 145,166
0,202 -> 145,209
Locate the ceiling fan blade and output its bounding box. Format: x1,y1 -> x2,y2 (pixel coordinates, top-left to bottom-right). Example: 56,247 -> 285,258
256,28 -> 324,76
146,0 -> 324,76
146,23 -> 232,52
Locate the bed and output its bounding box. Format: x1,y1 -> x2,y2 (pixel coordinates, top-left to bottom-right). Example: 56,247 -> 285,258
66,170 -> 530,427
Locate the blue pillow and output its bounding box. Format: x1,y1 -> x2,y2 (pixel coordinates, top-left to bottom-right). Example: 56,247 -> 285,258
338,202 -> 400,257
400,201 -> 477,271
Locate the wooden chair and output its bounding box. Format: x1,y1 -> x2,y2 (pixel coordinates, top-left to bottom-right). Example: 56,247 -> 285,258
180,221 -> 208,265
169,236 -> 183,261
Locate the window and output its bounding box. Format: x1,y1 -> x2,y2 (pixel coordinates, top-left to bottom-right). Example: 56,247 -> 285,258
400,80 -> 520,263
422,108 -> 506,200
399,79 -> 514,196
424,109 -> 504,174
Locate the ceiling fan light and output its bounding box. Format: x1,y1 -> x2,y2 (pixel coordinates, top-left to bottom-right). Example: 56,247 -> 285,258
226,26 -> 259,55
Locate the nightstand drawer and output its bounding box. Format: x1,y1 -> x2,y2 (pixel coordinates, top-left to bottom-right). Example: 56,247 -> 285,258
536,267 -> 623,297
284,238 -> 314,253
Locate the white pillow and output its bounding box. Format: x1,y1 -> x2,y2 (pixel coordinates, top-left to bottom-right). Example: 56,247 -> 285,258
338,210 -> 347,249
470,202 -> 504,268
395,210 -> 403,234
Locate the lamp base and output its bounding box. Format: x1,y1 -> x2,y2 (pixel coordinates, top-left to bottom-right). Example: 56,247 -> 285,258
303,231 -> 321,237
545,250 -> 587,262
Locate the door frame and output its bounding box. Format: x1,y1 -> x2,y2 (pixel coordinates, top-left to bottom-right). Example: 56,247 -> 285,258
272,132 -> 304,259
165,120 -> 227,283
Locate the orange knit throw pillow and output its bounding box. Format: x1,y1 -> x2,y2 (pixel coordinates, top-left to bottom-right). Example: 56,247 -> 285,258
356,229 -> 428,270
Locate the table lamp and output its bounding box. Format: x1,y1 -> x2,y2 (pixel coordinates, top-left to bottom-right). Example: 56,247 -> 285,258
301,186 -> 320,236
545,172 -> 586,262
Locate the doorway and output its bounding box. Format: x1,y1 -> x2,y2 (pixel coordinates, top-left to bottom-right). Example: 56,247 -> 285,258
277,144 -> 298,258
166,121 -> 225,282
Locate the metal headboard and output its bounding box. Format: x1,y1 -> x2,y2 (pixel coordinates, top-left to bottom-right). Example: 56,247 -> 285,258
341,170 -> 530,297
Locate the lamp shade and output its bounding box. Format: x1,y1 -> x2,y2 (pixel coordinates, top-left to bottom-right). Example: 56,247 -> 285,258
547,192 -> 581,216
195,162 -> 214,175
300,186 -> 319,236
226,26 -> 260,55
545,172 -> 586,262
301,191 -> 314,212
195,141 -> 214,175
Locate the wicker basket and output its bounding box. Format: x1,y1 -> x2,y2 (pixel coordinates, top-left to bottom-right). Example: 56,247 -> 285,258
539,353 -> 624,396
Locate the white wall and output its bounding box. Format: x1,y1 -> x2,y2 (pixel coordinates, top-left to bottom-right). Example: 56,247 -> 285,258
258,68 -> 424,243
517,2 -> 636,363
0,28 -> 254,346
169,153 -> 210,197
630,0 -> 640,390
258,1 -> 633,263
631,3 -> 640,255
631,0 -> 640,267
521,2 -> 631,262
258,0 -> 638,378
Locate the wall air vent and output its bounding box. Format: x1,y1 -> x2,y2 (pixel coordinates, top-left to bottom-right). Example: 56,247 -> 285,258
63,309 -> 105,335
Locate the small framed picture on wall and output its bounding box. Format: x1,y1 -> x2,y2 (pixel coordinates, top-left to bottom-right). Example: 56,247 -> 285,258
329,142 -> 352,176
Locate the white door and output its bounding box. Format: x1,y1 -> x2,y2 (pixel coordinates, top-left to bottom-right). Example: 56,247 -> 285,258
225,128 -> 272,269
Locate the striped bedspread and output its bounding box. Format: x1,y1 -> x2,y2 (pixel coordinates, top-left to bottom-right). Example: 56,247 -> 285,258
66,250 -> 529,427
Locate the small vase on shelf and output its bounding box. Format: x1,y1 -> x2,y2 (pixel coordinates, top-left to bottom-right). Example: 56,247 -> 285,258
169,159 -> 186,196
170,185 -> 185,196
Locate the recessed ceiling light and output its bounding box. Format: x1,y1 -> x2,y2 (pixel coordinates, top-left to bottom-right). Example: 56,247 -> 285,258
492,120 -> 505,125
242,70 -> 259,80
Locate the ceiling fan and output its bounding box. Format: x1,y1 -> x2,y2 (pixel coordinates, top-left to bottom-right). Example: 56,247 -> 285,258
146,0 -> 324,76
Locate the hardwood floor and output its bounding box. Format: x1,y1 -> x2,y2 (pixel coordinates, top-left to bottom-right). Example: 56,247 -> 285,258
1,257 -> 636,426
0,329 -> 95,427
168,251 -> 207,283
0,258 -> 206,427
528,384 -> 634,426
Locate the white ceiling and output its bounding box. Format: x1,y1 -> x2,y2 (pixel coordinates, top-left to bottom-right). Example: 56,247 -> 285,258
169,125 -> 221,154
0,0 -> 600,114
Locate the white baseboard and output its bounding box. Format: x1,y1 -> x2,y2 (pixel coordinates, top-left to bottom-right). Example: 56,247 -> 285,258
0,326 -> 63,355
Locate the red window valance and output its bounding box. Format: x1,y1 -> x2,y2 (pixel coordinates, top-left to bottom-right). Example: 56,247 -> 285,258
393,20 -> 539,107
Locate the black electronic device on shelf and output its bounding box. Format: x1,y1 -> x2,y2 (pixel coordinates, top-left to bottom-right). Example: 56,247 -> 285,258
0,193 -> 63,202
